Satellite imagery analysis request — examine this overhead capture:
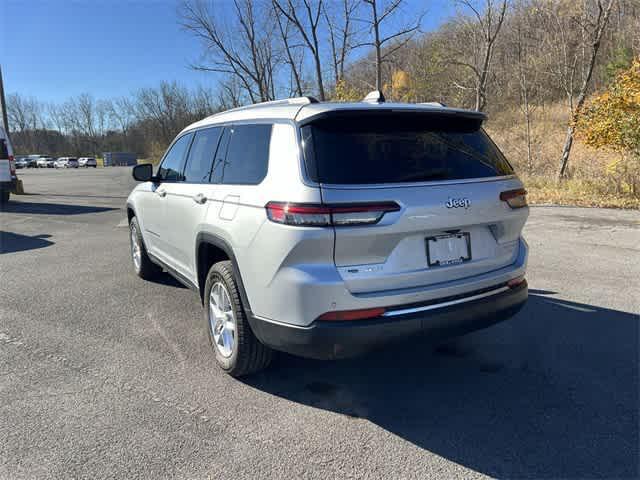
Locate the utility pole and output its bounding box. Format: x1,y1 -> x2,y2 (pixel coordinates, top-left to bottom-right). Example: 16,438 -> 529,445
0,65 -> 9,137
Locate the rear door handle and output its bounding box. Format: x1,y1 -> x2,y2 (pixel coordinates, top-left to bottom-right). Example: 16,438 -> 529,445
193,193 -> 207,204
156,188 -> 166,197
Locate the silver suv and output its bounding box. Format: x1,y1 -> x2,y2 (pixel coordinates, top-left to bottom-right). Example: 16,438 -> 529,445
127,94 -> 529,377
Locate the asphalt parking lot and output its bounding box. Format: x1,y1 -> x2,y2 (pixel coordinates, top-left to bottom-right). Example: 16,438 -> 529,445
1,168 -> 638,479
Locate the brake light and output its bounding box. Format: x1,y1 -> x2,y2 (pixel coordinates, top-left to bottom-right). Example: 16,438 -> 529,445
8,155 -> 15,176
507,276 -> 526,288
317,307 -> 386,321
265,201 -> 400,227
500,189 -> 527,209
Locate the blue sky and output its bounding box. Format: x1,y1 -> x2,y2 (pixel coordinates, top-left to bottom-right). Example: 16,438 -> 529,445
1,0 -> 456,103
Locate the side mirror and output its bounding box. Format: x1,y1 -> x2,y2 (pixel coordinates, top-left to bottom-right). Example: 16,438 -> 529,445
132,163 -> 154,182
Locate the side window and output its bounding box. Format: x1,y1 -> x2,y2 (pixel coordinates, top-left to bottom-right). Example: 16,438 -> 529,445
183,127 -> 223,183
158,133 -> 193,181
210,128 -> 230,184
219,124 -> 272,185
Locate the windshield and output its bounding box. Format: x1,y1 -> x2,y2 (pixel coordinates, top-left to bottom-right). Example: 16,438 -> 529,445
301,112 -> 513,184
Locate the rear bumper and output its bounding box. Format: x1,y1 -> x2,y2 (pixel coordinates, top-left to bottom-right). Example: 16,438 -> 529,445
250,281 -> 528,360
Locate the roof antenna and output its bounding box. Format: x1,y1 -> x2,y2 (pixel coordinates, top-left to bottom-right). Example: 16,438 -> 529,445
362,90 -> 386,104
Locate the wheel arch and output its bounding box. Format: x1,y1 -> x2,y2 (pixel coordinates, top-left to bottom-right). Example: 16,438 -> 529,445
126,202 -> 136,222
195,233 -> 252,313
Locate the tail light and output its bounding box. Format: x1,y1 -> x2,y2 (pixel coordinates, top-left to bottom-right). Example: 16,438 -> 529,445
9,155 -> 16,176
265,201 -> 400,227
500,189 -> 527,209
507,276 -> 526,288
317,307 -> 386,321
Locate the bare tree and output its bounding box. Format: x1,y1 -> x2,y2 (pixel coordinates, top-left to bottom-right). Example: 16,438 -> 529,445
107,97 -> 136,149
508,1 -> 542,173
48,103 -> 67,135
547,0 -> 616,178
7,93 -> 45,151
275,11 -> 305,96
135,82 -> 192,144
217,77 -> 246,110
95,100 -> 111,151
273,0 -> 326,100
358,0 -> 422,92
181,0 -> 278,103
6,93 -> 43,132
76,94 -> 97,141
449,0 -> 507,111
323,0 -> 359,85
191,85 -> 219,118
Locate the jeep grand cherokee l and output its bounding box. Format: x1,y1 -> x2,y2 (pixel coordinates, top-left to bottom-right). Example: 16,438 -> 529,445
126,94 -> 529,377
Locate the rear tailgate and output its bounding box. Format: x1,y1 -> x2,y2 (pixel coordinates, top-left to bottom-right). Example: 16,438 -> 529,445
321,178 -> 527,293
300,109 -> 528,294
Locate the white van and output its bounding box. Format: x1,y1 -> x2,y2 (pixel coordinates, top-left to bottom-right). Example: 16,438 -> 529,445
0,126 -> 17,204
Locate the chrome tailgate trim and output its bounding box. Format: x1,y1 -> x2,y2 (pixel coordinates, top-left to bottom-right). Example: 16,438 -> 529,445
382,286 -> 510,317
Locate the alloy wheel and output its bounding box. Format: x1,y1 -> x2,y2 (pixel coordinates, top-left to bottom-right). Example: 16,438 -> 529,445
209,282 -> 236,358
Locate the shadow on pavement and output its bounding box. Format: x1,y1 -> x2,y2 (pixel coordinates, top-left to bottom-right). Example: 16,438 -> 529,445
147,273 -> 188,289
26,193 -> 129,200
0,232 -> 54,254
0,200 -> 116,215
244,293 -> 639,479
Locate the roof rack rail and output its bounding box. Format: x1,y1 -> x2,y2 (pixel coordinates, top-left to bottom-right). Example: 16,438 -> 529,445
362,90 -> 385,103
420,101 -> 447,107
206,96 -> 319,119
246,96 -> 319,108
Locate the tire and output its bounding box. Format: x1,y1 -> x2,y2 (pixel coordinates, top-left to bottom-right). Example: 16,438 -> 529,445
204,261 -> 272,377
0,190 -> 9,204
129,216 -> 161,280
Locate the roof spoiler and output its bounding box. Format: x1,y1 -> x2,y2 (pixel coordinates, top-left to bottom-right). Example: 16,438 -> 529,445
362,90 -> 386,104
421,101 -> 447,107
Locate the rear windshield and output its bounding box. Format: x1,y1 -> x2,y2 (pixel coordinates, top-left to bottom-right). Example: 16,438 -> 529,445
301,112 -> 513,184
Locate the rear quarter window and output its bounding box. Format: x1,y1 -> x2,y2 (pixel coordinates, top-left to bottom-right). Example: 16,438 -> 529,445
215,124 -> 272,185
301,112 -> 513,184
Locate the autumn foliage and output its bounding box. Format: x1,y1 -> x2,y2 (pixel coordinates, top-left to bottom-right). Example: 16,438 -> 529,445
576,58 -> 640,195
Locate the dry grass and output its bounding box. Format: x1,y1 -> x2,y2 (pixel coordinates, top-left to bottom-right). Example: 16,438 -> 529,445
521,176 -> 640,209
486,102 -> 639,209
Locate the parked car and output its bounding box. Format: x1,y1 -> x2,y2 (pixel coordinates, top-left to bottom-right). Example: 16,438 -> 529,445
0,126 -> 17,204
127,94 -> 529,377
45,157 -> 56,168
54,157 -> 78,168
78,157 -> 97,168
25,155 -> 41,168
36,156 -> 53,168
54,157 -> 68,168
15,157 -> 28,169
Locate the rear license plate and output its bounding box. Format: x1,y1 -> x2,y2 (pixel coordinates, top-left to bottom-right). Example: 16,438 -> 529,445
426,233 -> 472,267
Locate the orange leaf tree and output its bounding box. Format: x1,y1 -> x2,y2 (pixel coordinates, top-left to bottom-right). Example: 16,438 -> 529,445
576,57 -> 640,195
